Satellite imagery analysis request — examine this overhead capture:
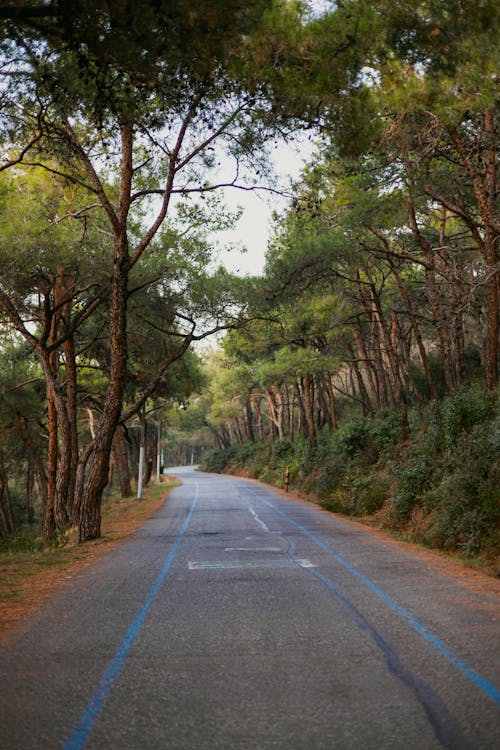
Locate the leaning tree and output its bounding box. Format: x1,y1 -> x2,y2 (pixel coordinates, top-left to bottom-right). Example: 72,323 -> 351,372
0,0 -> 370,540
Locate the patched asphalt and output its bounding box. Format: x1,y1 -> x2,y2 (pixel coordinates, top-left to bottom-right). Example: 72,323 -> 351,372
1,466 -> 499,749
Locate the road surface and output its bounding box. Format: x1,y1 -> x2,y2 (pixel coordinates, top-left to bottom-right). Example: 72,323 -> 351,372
1,467 -> 499,749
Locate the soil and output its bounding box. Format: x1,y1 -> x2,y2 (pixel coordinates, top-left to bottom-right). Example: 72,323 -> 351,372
0,482 -> 176,647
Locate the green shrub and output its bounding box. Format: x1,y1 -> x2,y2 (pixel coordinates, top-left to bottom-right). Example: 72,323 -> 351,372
293,437 -> 319,479
270,439 -> 294,467
350,469 -> 392,515
315,455 -> 349,499
392,456 -> 433,518
235,441 -> 261,463
200,446 -> 237,473
0,528 -> 44,553
335,417 -> 370,458
368,409 -> 401,455
442,383 -> 493,447
423,420 -> 500,556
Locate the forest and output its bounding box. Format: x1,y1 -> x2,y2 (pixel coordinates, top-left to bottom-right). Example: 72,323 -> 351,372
0,1 -> 498,564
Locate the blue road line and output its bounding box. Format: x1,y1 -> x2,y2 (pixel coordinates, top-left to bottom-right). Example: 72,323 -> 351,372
260,497 -> 500,705
63,484 -> 199,750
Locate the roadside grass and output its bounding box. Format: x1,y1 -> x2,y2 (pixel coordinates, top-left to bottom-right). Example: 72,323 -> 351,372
0,478 -> 179,642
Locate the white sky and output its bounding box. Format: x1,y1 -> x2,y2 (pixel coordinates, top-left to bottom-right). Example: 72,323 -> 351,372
213,137 -> 316,277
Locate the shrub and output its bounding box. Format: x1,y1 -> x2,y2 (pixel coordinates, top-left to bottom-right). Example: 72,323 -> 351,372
314,455 -> 349,499
368,409 -> 401,455
349,469 -> 392,515
423,420 -> 500,556
0,528 -> 44,553
442,383 -> 494,447
270,439 -> 294,467
335,417 -> 370,458
293,438 -> 319,479
200,446 -> 237,473
392,456 -> 434,518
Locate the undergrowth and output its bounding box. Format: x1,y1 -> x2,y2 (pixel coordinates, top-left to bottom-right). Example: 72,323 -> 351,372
200,385 -> 499,564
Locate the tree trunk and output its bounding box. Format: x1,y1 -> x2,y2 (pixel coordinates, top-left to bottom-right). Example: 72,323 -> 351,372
482,108 -> 499,392
252,395 -> 264,442
351,325 -> 380,410
46,384 -> 57,542
27,456 -> 34,524
337,334 -> 374,416
143,456 -> 153,488
356,276 -> 390,407
265,389 -> 282,441
294,380 -> 305,438
0,454 -> 15,535
286,385 -> 294,441
274,387 -> 286,439
245,399 -> 255,442
324,374 -> 338,430
113,426 -> 132,497
407,199 -> 457,392
62,320 -> 79,521
233,419 -> 244,447
366,274 -> 409,438
446,109 -> 499,389
77,245 -> 129,542
389,261 -> 438,400
301,375 -> 316,443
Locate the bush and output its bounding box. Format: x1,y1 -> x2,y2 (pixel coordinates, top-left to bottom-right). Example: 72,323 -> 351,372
392,456 -> 433,518
350,469 -> 392,515
335,417 -> 370,458
423,421 -> 500,556
0,528 -> 44,553
200,446 -> 237,473
368,409 -> 401,454
442,383 -> 494,447
270,439 -> 294,467
315,455 -> 349,499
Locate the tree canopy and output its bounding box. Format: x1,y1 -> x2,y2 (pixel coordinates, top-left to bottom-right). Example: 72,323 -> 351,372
0,0 -> 497,550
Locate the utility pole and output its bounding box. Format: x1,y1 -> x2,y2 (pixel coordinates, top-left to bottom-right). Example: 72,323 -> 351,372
137,402 -> 146,499
156,418 -> 161,480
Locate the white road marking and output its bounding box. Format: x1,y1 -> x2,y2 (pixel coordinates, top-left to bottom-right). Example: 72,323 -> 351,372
188,559 -> 315,570
224,547 -> 282,552
248,505 -> 270,532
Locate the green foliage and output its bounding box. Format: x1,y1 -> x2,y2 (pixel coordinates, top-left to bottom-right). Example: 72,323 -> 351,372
314,456 -> 348,499
442,384 -> 494,448
391,409 -> 443,518
335,417 -> 370,458
0,529 -> 44,554
201,385 -> 498,561
423,420 -> 500,556
200,446 -> 238,473
392,456 -> 434,519
271,439 -> 294,466
350,470 -> 392,515
369,409 -> 401,454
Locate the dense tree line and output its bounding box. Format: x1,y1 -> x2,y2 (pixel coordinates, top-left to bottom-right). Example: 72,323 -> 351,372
0,1 -> 497,549
0,0 -> 374,542
201,1 -> 498,451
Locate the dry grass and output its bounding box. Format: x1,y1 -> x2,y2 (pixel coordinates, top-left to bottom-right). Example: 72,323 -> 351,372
0,478 -> 179,646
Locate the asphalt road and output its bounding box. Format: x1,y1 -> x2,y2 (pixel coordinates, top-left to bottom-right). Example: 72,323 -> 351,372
1,466 -> 499,749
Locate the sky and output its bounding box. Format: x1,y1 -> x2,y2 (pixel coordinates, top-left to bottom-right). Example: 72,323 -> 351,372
212,137 -> 316,277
